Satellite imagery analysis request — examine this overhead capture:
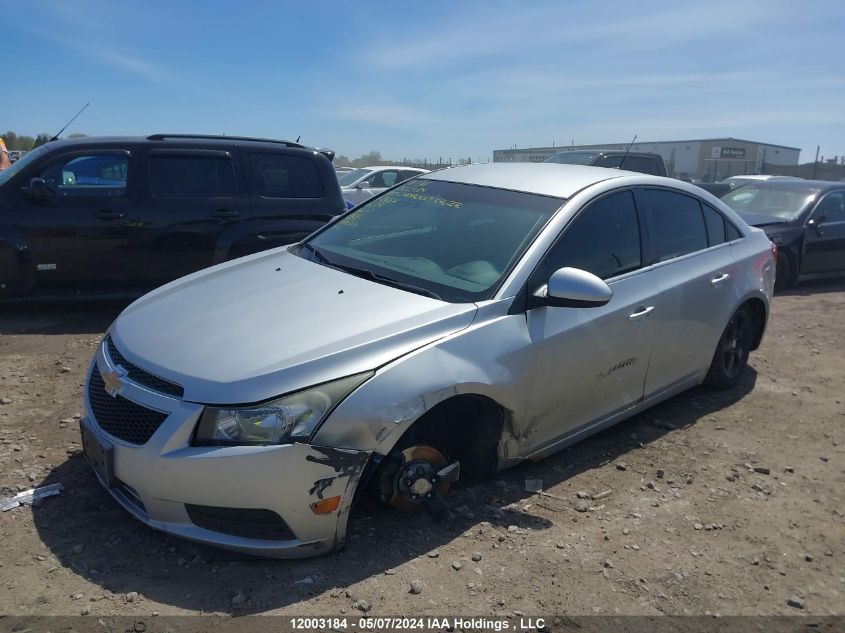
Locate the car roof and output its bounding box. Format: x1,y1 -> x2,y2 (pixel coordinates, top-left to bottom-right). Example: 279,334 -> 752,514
549,149 -> 655,156
726,174 -> 800,180
421,163 -> 641,198
361,165 -> 428,171
731,179 -> 843,191
44,134 -> 324,152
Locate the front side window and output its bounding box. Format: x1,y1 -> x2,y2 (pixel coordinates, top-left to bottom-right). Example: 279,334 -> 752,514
249,153 -> 323,198
534,190 -> 642,283
39,152 -> 129,197
300,179 -> 562,302
812,191 -> 845,223
640,189 -> 708,263
149,154 -> 235,198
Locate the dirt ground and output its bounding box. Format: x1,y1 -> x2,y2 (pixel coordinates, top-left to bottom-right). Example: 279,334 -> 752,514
1,281 -> 843,619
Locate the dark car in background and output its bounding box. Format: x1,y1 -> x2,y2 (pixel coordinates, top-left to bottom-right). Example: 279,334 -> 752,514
721,180 -> 845,289
0,134 -> 346,300
543,149 -> 668,177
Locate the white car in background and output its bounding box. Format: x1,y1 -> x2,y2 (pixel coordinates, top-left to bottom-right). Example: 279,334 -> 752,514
721,174 -> 801,189
339,166 -> 429,207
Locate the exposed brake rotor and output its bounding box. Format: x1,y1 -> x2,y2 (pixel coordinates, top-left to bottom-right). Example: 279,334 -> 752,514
380,444 -> 459,515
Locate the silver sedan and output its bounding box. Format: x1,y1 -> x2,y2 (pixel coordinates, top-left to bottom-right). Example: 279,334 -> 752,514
79,163 -> 776,557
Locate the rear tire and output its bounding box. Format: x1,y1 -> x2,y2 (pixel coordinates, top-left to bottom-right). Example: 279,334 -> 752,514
705,305 -> 754,389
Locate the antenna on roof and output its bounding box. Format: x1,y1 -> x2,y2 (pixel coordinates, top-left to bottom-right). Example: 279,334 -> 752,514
618,133 -> 637,170
296,135 -> 301,143
50,103 -> 90,141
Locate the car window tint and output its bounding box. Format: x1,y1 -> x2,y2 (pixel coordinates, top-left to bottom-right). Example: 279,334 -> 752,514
249,153 -> 323,198
537,190 -> 641,282
369,170 -> 399,188
621,156 -> 660,175
814,192 -> 845,223
641,189 -> 709,262
595,155 -> 624,168
701,203 -> 726,246
150,155 -> 234,198
726,221 -> 742,241
39,153 -> 129,198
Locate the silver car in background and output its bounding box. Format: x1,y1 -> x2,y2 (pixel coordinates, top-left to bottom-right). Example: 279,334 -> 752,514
338,165 -> 429,207
80,163 -> 775,557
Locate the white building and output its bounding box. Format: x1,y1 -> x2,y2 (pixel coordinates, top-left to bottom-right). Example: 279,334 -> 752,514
493,137 -> 801,181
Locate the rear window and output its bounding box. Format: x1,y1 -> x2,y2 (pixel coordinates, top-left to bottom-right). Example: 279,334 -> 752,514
640,189 -> 708,262
620,156 -> 660,175
150,154 -> 235,198
249,153 -> 323,198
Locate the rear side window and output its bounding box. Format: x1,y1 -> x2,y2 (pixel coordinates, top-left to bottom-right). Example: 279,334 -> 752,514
620,156 -> 660,175
249,153 -> 323,198
702,203 -> 726,246
640,189 -> 708,262
726,222 -> 742,241
537,190 -> 642,281
150,154 -> 235,198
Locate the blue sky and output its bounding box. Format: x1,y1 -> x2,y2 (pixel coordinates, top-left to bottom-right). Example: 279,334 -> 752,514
4,0 -> 845,162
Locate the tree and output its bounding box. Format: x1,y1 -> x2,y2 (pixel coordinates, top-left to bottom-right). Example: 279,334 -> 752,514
32,133 -> 51,148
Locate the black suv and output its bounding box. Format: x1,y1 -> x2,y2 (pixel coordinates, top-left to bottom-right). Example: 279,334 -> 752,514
0,134 -> 346,300
543,150 -> 668,177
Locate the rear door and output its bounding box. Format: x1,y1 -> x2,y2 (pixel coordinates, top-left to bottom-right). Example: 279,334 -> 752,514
137,146 -> 249,284
802,190 -> 845,274
17,147 -> 141,292
243,150 -> 339,251
635,188 -> 738,396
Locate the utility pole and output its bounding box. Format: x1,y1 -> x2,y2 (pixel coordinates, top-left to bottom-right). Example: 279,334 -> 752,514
812,145 -> 820,179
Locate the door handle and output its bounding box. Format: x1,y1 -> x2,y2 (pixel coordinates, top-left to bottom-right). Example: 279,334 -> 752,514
628,305 -> 654,320
211,209 -> 240,219
94,210 -> 125,220
710,272 -> 730,285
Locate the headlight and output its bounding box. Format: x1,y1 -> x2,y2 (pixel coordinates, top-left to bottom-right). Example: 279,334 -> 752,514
193,372 -> 372,446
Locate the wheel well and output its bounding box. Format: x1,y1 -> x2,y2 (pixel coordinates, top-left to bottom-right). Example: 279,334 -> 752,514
743,298 -> 767,350
394,394 -> 505,477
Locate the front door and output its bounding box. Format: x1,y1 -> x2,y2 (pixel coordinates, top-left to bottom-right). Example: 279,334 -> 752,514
19,148 -> 141,293
802,191 -> 845,275
520,189 -> 658,454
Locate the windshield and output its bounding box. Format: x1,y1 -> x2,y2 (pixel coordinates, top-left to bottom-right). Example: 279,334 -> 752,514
721,185 -> 819,222
299,178 -> 563,302
0,144 -> 52,186
337,168 -> 372,187
543,152 -> 598,165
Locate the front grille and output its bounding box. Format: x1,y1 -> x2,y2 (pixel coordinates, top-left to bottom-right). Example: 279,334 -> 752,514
106,336 -> 184,398
185,504 -> 296,541
88,366 -> 168,445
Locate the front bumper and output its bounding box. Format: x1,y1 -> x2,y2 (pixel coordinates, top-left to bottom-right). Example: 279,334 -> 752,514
81,342 -> 370,558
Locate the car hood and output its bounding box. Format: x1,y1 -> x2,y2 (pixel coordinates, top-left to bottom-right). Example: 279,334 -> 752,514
110,249 -> 477,404
739,212 -> 795,227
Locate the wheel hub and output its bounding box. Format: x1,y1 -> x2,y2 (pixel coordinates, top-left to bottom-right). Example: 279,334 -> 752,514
381,444 -> 452,513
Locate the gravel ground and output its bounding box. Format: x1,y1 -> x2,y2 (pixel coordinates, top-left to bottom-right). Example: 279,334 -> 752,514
1,281 -> 843,618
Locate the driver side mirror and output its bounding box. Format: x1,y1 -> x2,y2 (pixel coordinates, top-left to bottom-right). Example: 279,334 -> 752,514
808,215 -> 825,237
23,177 -> 54,202
539,267 -> 613,308
357,180 -> 371,189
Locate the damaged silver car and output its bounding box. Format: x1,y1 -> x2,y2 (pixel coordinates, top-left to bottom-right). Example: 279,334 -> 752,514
80,163 -> 776,557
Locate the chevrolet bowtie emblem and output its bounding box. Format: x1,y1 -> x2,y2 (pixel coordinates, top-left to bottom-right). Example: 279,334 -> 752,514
102,365 -> 127,397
